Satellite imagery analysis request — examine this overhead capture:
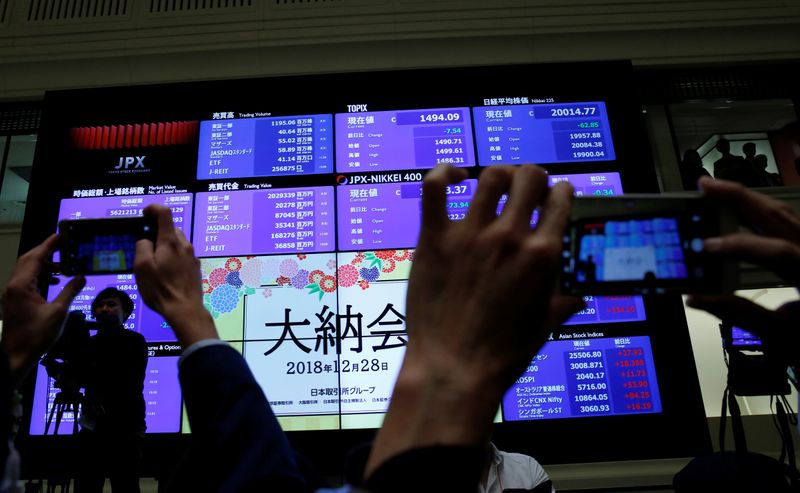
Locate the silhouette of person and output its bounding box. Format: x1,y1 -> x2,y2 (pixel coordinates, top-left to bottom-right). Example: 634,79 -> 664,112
679,149 -> 711,191
794,135 -> 800,179
642,271 -> 658,295
40,311 -> 91,402
741,142 -> 757,167
74,287 -> 147,493
713,138 -> 750,186
585,254 -> 597,283
754,154 -> 782,187
740,142 -> 763,187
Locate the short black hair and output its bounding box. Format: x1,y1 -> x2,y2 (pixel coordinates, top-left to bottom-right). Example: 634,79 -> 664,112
91,287 -> 134,320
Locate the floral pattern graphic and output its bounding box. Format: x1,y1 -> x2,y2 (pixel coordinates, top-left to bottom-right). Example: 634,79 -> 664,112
200,249 -> 414,317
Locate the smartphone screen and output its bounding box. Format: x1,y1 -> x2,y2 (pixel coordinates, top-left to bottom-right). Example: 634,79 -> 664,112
58,217 -> 157,275
561,195 -> 736,295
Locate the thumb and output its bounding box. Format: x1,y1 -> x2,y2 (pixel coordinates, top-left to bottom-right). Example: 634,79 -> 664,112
687,294 -> 777,336
545,295 -> 586,330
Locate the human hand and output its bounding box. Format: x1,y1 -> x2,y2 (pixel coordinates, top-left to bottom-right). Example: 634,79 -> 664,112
405,164 -> 581,397
0,234 -> 85,387
688,177 -> 800,362
134,204 -> 217,348
366,165 -> 582,477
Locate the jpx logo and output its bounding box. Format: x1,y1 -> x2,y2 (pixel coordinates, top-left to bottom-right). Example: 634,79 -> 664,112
349,175 -> 369,184
116,156 -> 146,169
347,104 -> 368,112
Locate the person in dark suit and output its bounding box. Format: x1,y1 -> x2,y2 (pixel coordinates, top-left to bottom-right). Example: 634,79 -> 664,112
713,138 -> 760,187
679,148 -> 711,191
753,154 -> 783,187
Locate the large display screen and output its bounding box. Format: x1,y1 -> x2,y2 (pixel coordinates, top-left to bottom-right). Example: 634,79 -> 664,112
22,63 -> 709,468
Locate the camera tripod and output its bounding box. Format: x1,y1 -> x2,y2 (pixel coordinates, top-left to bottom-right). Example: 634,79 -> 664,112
27,388 -> 84,493
44,388 -> 82,436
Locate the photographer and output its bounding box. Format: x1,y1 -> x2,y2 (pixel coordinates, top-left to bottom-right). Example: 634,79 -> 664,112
677,176 -> 800,492
687,177 -> 800,371
39,310 -> 91,420
74,287 -> 147,493
0,234 -> 85,492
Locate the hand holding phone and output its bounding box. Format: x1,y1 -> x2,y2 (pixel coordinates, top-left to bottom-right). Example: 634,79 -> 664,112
58,216 -> 158,275
560,193 -> 738,295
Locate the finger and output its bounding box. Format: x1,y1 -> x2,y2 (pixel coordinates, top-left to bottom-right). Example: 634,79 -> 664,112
174,226 -> 192,247
532,181 -> 574,240
686,294 -> 782,335
699,177 -> 800,241
134,237 -> 155,274
173,228 -> 199,267
52,275 -> 86,310
466,167 -> 514,228
498,165 -> 548,227
144,203 -> 178,246
133,204 -> 162,272
704,233 -> 800,282
13,234 -> 59,278
420,165 -> 468,237
544,295 -> 586,329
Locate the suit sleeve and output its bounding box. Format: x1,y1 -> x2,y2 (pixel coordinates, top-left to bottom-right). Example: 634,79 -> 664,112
175,344 -> 309,493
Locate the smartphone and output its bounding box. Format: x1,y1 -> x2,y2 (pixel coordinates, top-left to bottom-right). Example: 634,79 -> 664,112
58,216 -> 157,275
560,193 -> 737,295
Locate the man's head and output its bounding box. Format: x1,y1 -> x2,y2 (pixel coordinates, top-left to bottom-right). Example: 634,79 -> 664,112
91,287 -> 134,327
683,148 -> 701,165
715,138 -> 730,155
743,142 -> 756,158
